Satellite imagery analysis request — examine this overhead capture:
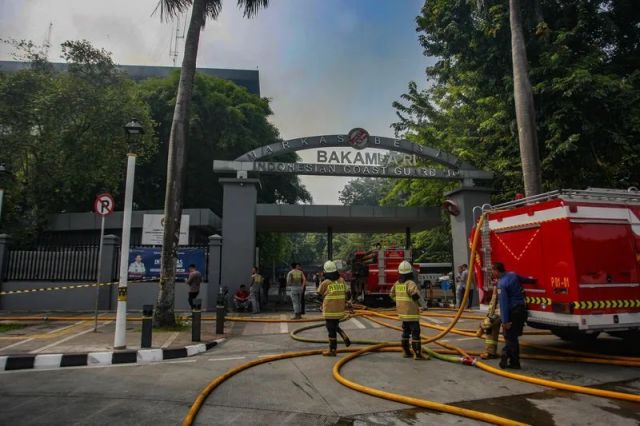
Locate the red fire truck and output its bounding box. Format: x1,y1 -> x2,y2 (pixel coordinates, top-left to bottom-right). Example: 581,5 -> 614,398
351,247 -> 416,306
472,188 -> 640,341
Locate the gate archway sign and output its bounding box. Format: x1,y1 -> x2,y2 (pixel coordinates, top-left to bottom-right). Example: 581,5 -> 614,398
212,129 -> 493,305
213,129 -> 493,183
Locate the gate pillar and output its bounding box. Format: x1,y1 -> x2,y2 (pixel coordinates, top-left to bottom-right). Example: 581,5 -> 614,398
220,178 -> 259,297
444,185 -> 492,282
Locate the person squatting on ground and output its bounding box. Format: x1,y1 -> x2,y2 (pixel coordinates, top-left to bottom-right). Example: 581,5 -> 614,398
250,267 -> 263,314
185,264 -> 202,310
316,260 -> 351,356
390,261 -> 428,360
234,285 -> 250,312
492,261 -> 535,369
287,262 -> 306,319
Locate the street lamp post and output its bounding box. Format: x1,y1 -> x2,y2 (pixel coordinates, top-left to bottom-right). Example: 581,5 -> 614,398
114,118 -> 144,349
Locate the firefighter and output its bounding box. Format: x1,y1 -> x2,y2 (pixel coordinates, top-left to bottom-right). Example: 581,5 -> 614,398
492,261 -> 535,369
479,314 -> 501,359
390,261 -> 428,360
478,275 -> 501,359
317,260 -> 351,356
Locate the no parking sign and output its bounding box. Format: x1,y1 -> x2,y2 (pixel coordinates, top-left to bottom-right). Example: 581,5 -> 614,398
94,193 -> 115,217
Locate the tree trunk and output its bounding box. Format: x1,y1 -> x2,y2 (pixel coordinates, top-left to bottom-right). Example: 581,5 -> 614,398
509,0 -> 542,196
154,0 -> 206,326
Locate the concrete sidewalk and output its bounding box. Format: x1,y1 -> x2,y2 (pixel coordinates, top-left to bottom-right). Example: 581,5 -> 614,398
0,311 -> 234,371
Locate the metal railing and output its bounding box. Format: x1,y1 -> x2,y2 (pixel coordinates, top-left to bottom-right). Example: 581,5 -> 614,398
5,245 -> 99,281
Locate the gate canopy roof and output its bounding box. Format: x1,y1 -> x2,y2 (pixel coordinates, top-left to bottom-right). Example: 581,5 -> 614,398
256,204 -> 442,233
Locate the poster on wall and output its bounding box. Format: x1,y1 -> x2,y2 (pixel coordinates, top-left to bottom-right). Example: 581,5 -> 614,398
141,214 -> 190,246
128,247 -> 205,280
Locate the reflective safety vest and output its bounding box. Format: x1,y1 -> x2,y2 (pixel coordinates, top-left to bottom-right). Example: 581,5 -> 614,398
390,280 -> 420,321
317,279 -> 347,319
251,274 -> 263,291
289,270 -> 303,287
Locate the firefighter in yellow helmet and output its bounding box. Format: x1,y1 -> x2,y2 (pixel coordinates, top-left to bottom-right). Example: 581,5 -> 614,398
390,260 -> 428,360
317,260 -> 351,356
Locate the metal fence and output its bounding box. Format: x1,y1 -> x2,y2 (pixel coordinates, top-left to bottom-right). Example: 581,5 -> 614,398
3,244 -> 209,282
5,245 -> 99,281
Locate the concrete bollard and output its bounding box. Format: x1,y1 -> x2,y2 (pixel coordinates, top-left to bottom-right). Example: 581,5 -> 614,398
215,293 -> 225,335
141,304 -> 153,348
192,299 -> 202,342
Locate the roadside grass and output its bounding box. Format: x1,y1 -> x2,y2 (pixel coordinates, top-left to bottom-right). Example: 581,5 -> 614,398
0,323 -> 28,333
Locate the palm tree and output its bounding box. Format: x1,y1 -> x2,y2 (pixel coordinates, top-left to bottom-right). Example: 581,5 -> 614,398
509,0 -> 542,196
154,0 -> 269,326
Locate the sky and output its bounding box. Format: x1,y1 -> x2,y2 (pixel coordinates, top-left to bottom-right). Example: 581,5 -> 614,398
0,0 -> 433,204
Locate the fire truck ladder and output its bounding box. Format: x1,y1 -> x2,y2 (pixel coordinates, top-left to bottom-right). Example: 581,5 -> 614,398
480,216 -> 493,290
490,187 -> 640,211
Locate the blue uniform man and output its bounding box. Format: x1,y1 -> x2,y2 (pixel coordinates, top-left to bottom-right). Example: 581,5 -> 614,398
492,262 -> 535,369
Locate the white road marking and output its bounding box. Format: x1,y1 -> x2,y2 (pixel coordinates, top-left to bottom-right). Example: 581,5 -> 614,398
208,356 -> 246,362
424,317 -> 444,324
29,321 -> 113,354
453,337 -> 479,342
360,317 -> 382,328
280,314 -> 288,334
161,332 -> 180,348
1,337 -> 35,351
350,318 -> 367,329
0,321 -> 85,351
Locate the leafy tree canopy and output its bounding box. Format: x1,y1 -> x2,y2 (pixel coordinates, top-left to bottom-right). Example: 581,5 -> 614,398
135,71 -> 311,213
393,0 -> 640,204
0,40 -> 155,243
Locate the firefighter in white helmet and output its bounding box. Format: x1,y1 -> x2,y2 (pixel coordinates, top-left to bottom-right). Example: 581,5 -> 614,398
390,260 -> 428,360
317,260 -> 352,356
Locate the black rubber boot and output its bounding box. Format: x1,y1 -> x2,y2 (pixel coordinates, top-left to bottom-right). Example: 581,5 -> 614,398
411,340 -> 428,360
323,338 -> 337,357
401,339 -> 412,358
338,329 -> 351,347
499,352 -> 509,369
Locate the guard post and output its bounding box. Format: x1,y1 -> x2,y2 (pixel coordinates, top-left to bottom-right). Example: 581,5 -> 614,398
192,298 -> 202,342
141,304 -> 153,348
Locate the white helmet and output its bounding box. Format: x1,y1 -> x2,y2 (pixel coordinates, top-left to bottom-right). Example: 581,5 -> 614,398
323,260 -> 337,273
398,260 -> 413,274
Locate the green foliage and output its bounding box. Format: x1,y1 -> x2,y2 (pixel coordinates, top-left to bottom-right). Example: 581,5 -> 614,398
257,232 -> 292,269
0,41 -> 154,244
0,323 -> 27,333
135,71 -> 310,213
393,0 -> 640,203
338,177 -> 394,206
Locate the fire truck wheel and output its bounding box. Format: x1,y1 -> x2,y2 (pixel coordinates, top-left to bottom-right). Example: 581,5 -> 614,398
552,329 -> 600,343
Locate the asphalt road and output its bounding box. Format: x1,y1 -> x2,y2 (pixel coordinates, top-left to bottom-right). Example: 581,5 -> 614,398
1,313 -> 639,425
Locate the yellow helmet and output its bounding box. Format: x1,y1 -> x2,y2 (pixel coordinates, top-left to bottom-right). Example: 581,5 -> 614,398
398,260 -> 413,274
323,260 -> 337,273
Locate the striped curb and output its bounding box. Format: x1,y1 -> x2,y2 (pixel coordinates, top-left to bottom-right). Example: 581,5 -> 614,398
0,338 -> 225,372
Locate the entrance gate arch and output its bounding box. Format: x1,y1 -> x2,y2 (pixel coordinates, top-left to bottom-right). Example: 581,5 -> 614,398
212,129 -> 492,300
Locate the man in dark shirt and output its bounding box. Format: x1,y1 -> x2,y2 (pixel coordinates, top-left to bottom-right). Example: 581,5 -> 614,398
492,262 -> 535,369
185,264 -> 202,310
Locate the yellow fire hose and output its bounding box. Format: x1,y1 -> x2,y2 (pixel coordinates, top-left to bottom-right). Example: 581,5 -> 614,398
183,213 -> 488,425
436,339 -> 640,403
331,343 -> 527,426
